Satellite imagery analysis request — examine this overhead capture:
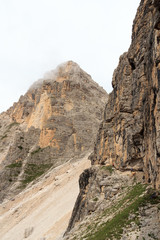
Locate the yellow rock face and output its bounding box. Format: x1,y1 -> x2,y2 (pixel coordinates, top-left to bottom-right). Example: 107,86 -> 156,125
91,1 -> 160,189
39,128 -> 59,149
64,101 -> 74,112
27,91 -> 52,129
0,60 -> 108,203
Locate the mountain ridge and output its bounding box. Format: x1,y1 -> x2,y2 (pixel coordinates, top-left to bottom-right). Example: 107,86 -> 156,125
0,61 -> 108,203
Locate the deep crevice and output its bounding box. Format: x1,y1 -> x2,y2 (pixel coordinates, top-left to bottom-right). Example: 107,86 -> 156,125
128,58 -> 136,70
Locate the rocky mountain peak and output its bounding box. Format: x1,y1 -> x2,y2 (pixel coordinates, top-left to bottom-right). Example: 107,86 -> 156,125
0,62 -> 108,202
28,61 -> 98,92
44,61 -> 84,80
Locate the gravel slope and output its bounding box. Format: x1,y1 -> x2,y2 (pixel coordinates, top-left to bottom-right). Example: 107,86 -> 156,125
0,154 -> 91,240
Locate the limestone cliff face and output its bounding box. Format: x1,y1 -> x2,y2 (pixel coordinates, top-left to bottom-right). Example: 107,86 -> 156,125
0,61 -> 107,202
91,0 -> 160,189
64,1 -> 160,236
9,61 -> 107,156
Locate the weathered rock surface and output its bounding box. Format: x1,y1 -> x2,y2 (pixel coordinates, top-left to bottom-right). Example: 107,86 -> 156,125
91,0 -> 160,190
65,166 -> 133,233
0,61 -> 107,202
65,0 -> 160,238
64,167 -> 160,240
0,154 -> 91,240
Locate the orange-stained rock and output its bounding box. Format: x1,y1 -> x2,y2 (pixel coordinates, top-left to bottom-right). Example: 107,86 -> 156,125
91,0 -> 160,189
0,61 -> 108,202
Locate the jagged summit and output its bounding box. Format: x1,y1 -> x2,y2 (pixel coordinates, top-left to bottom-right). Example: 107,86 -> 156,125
8,61 -> 107,126
29,61 -> 82,90
0,61 -> 108,202
43,61 -> 88,81
29,61 -> 103,93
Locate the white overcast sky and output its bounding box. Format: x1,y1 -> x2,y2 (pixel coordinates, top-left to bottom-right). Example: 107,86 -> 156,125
0,0 -> 140,113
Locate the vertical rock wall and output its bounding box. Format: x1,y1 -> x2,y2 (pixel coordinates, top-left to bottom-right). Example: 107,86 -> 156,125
91,0 -> 160,189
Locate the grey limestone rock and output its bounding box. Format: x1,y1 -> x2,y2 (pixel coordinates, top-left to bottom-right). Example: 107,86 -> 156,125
91,0 -> 160,190
0,61 -> 108,202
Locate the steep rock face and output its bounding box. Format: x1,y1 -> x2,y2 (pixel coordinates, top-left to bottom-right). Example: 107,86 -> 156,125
65,166 -> 132,234
65,167 -> 160,240
66,168 -> 97,233
91,0 -> 160,189
65,0 -> 160,236
0,61 -> 107,202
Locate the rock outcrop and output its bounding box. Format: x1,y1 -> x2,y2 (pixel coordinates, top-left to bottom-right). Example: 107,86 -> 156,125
91,0 -> 160,190
64,167 -> 160,240
0,61 -> 107,202
65,0 -> 160,238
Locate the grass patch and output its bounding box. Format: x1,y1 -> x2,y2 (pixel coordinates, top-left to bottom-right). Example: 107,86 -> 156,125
83,183 -> 160,240
93,197 -> 98,202
7,122 -> 19,130
18,145 -> 23,150
101,165 -> 114,174
6,162 -> 22,183
1,134 -> 7,140
6,162 -> 22,168
31,147 -> 42,155
21,163 -> 52,186
0,122 -> 19,140
148,232 -> 158,239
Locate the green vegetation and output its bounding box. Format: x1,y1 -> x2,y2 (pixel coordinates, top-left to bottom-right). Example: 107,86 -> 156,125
82,184 -> 160,240
31,147 -> 42,155
0,122 -> 19,140
18,145 -> 23,150
101,165 -> 114,174
1,134 -> 7,140
7,122 -> 19,130
148,233 -> 158,240
6,162 -> 22,183
21,163 -> 52,186
6,162 -> 22,168
93,197 -> 98,202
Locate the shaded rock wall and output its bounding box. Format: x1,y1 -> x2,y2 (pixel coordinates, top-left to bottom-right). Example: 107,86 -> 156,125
91,0 -> 160,189
66,168 -> 96,233
65,166 -> 130,234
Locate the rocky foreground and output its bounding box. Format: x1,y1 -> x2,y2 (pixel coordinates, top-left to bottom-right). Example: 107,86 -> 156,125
64,166 -> 160,240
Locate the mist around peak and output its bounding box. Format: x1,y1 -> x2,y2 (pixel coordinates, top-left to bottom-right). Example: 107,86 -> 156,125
28,61 -> 82,91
